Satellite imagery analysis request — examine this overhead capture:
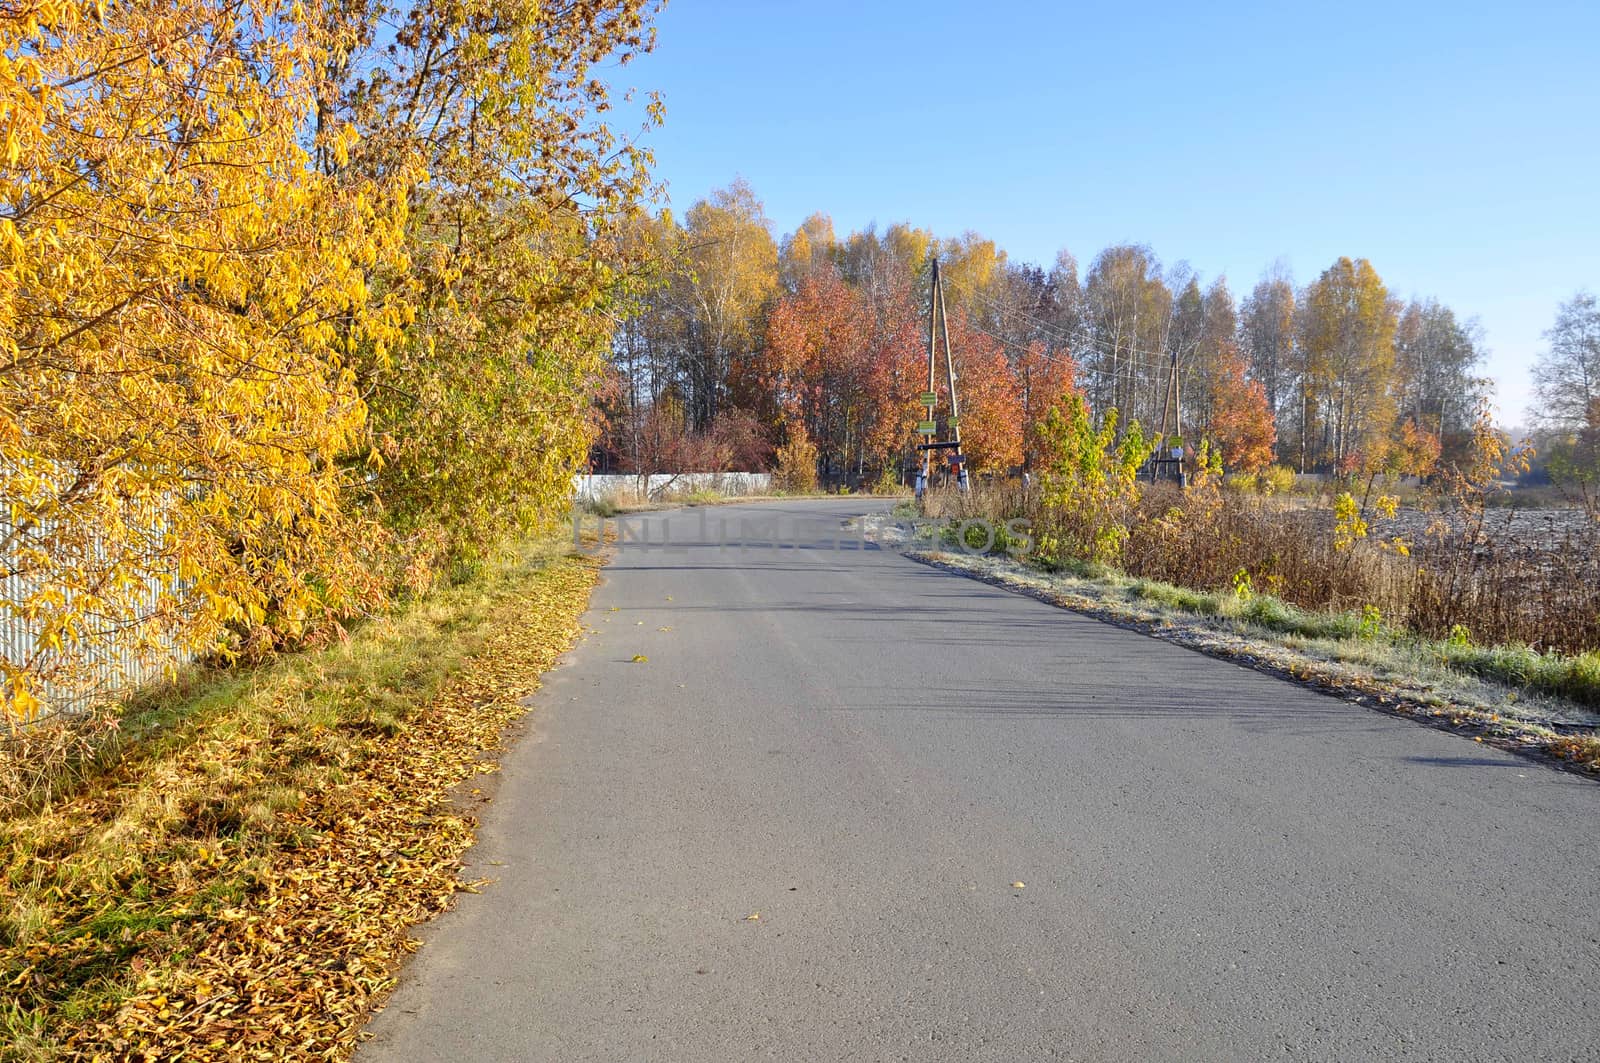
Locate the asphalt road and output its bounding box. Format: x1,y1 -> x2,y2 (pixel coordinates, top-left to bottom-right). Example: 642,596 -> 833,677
359,499 -> 1600,1062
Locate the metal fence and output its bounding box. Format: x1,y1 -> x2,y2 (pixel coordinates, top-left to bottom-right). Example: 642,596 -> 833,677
573,472 -> 773,502
2,524 -> 192,722
4,471 -> 772,720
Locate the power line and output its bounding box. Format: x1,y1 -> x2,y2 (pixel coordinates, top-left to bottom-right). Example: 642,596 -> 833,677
959,318 -> 1158,384
941,273 -> 1179,369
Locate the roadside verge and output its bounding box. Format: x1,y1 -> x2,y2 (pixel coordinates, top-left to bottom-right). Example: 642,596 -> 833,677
906,547 -> 1600,778
1,540 -> 601,1061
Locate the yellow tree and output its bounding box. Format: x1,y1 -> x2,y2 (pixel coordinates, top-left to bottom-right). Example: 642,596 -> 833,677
779,213 -> 839,292
0,0 -> 407,714
681,179 -> 779,426
1299,257 -> 1398,472
326,0 -> 665,578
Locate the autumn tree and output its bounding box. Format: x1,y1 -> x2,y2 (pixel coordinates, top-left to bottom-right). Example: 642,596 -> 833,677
938,231 -> 1007,322
0,0 -> 666,714
1015,342 -> 1080,470
682,180 -> 780,426
1392,298 -> 1485,460
328,0 -> 664,576
1240,266 -> 1297,428
1209,354 -> 1276,473
762,270 -> 873,479
780,213 -> 839,292
1533,294 -> 1600,501
1299,257 -> 1398,472
941,309 -> 1022,475
1082,245 -> 1172,428
0,0 -> 409,711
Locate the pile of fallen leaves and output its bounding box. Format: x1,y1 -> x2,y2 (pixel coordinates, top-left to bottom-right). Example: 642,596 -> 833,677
1,545 -> 600,1061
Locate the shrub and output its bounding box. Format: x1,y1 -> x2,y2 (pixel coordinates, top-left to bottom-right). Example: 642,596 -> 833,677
1033,396 -> 1152,566
773,425 -> 819,494
1242,594 -> 1295,631
1260,465 -> 1297,495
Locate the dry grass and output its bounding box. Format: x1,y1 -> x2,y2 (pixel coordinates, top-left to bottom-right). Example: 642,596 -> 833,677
922,479 -> 1600,706
0,536 -> 601,1060
903,544 -> 1600,775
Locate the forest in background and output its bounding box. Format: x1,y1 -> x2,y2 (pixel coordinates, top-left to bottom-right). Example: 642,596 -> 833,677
603,179 -> 1599,495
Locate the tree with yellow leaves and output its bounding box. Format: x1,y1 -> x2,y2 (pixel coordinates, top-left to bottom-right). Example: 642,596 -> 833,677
1,0 -> 666,717
323,0 -> 665,578
0,0 -> 408,715
1299,257 -> 1398,472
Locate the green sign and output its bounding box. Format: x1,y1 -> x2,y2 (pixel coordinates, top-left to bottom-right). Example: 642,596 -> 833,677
919,392 -> 938,407
916,420 -> 937,435
947,416 -> 960,429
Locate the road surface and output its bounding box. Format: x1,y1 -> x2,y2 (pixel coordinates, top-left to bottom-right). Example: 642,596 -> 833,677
360,499 -> 1600,1062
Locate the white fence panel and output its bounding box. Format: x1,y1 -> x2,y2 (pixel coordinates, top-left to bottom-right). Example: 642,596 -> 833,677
2,519 -> 193,721
573,472 -> 772,502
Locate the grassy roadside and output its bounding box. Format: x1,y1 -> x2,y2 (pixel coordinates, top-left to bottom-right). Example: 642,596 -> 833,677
0,537 -> 602,1060
901,543 -> 1600,776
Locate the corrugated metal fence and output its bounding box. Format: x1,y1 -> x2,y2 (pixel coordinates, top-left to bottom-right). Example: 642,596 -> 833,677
2,521 -> 192,722
573,472 -> 772,502
6,474 -> 771,719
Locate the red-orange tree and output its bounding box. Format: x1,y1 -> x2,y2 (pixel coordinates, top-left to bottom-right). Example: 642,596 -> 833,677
1015,340 -> 1080,470
763,270 -> 923,480
942,310 -> 1022,474
1210,353 -> 1276,472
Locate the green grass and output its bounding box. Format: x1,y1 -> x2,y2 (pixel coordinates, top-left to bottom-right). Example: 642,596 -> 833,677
1114,572 -> 1600,710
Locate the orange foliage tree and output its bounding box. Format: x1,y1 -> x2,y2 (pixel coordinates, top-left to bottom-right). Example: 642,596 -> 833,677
763,270 -> 923,481
1209,353 -> 1277,473
941,310 -> 1022,474
1015,340 -> 1080,470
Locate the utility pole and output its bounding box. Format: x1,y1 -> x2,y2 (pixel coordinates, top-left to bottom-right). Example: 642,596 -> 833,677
916,258 -> 940,500
1158,349 -> 1175,445
913,257 -> 969,502
1150,347 -> 1185,485
936,264 -> 969,493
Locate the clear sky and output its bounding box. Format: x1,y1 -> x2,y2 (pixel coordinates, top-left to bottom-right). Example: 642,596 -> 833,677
613,0 -> 1599,424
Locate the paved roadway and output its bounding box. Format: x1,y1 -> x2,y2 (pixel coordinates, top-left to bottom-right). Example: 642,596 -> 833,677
360,499 -> 1600,1062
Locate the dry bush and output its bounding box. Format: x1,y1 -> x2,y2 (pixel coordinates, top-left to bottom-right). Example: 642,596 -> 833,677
774,425 -> 820,494
924,472 -> 1600,656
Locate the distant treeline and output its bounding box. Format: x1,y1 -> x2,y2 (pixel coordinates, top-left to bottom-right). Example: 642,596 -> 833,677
603,179 -> 1597,490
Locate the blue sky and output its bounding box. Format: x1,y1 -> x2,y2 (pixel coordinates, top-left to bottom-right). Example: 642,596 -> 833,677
614,0 -> 1598,424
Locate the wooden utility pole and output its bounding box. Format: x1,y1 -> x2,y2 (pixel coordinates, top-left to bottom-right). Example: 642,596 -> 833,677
913,257 -> 969,501
1158,349 -> 1175,444
1149,348 -> 1185,485
917,258 -> 940,499
935,265 -> 969,493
